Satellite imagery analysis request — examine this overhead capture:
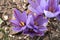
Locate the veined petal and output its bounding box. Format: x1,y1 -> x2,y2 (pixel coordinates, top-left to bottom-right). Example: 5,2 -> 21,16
58,5 -> 60,11
48,0 -> 58,10
36,6 -> 43,14
21,26 -> 26,30
13,8 -> 21,21
34,0 -> 41,6
28,0 -> 37,8
10,19 -> 19,26
12,26 -> 26,33
26,14 -> 34,29
13,8 -> 27,22
35,15 -> 48,26
23,28 -> 37,37
44,10 -> 60,18
56,14 -> 60,20
20,11 -> 27,22
54,11 -> 60,16
12,26 -> 23,32
44,10 -> 55,18
40,0 -> 49,9
28,6 -> 39,14
39,26 -> 47,31
26,14 -> 34,25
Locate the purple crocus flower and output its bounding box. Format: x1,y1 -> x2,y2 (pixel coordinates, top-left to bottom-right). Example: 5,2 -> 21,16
23,14 -> 48,37
10,8 -> 29,33
28,0 -> 48,16
44,0 -> 60,19
23,28 -> 45,37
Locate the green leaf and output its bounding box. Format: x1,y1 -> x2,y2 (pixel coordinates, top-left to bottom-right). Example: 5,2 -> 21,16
0,18 -> 3,24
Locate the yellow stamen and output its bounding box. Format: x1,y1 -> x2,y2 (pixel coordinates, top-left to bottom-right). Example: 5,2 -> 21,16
20,21 -> 25,26
26,10 -> 31,14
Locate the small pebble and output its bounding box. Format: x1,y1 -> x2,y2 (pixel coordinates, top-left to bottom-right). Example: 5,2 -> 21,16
8,34 -> 13,37
19,37 -> 22,39
3,15 -> 8,20
0,32 -> 4,39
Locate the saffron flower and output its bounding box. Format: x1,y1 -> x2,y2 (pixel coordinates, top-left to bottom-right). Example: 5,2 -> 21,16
10,8 -> 28,33
44,0 -> 60,19
28,0 -> 48,16
23,14 -> 48,37
10,8 -> 48,37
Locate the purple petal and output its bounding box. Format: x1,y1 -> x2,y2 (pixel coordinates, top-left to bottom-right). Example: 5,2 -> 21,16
35,15 -> 48,26
36,6 -> 43,13
13,8 -> 27,22
20,11 -> 27,22
56,14 -> 60,20
23,28 -> 36,37
33,25 -> 47,32
28,6 -> 39,14
36,0 -> 41,5
48,0 -> 58,10
58,5 -> 60,11
10,19 -> 19,26
26,14 -> 34,25
21,26 -> 26,30
40,0 -> 49,9
39,26 -> 47,31
12,26 -> 23,32
34,0 -> 40,6
13,8 -> 21,21
26,14 -> 34,28
44,10 -> 56,18
28,0 -> 37,8
12,26 -> 26,32
44,10 -> 60,18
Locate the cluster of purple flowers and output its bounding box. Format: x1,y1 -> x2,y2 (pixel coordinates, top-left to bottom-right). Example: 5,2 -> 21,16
10,0 -> 60,37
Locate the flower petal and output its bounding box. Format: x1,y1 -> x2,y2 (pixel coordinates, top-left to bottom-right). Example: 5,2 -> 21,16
26,14 -> 34,28
48,0 -> 58,9
40,0 -> 49,9
21,26 -> 27,30
12,26 -> 23,32
58,5 -> 60,11
56,14 -> 60,20
36,6 -> 43,14
39,26 -> 47,31
44,10 -> 55,18
13,8 -> 21,21
26,14 -> 34,25
12,26 -> 26,33
20,11 -> 27,22
28,0 -> 37,8
10,19 -> 19,26
28,6 -> 39,14
44,10 -> 60,18
35,15 -> 48,26
34,0 -> 41,6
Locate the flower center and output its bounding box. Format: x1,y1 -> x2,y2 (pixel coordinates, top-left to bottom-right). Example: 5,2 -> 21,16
28,29 -> 34,33
48,7 -> 55,12
48,0 -> 56,12
20,21 -> 25,27
34,22 -> 39,26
